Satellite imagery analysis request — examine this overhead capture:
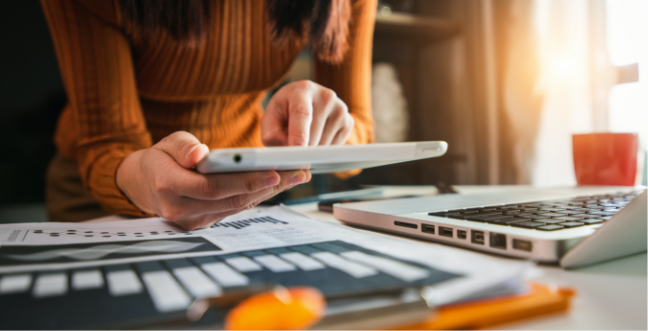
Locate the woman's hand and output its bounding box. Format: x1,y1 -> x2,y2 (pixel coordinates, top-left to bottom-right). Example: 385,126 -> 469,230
261,80 -> 355,147
116,131 -> 311,230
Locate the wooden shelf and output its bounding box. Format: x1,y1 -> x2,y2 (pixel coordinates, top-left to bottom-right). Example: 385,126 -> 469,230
374,12 -> 461,43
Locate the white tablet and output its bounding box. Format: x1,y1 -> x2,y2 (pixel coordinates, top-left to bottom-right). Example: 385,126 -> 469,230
196,141 -> 447,174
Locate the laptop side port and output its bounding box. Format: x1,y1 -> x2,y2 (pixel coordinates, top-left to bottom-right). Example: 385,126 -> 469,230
394,221 -> 418,229
421,224 -> 435,234
457,230 -> 467,239
471,230 -> 485,245
439,227 -> 453,238
490,233 -> 507,249
513,239 -> 533,252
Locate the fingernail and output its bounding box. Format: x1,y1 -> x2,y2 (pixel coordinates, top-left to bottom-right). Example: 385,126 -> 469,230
265,176 -> 280,188
186,144 -> 208,160
290,175 -> 303,186
186,144 -> 199,160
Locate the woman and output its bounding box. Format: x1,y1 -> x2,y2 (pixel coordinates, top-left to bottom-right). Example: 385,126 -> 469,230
42,0 -> 375,229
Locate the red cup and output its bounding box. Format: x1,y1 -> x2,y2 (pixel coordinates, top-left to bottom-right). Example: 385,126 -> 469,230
572,133 -> 638,186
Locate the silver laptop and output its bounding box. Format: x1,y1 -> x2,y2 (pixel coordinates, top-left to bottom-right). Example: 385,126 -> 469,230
333,186 -> 647,268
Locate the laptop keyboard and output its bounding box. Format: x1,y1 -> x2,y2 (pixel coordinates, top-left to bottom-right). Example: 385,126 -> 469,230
428,190 -> 645,231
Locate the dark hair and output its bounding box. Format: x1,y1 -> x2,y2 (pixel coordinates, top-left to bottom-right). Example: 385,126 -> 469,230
118,0 -> 352,63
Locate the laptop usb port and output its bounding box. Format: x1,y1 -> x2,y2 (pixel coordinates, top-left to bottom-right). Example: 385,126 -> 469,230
421,224 -> 435,234
471,230 -> 485,245
394,221 -> 418,229
513,239 -> 533,252
490,233 -> 507,249
439,227 -> 453,238
457,230 -> 467,239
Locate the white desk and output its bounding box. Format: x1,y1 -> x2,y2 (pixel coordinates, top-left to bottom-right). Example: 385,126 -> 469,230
287,185 -> 648,330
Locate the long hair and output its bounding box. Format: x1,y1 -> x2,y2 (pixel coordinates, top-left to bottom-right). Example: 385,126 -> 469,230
118,0 -> 352,63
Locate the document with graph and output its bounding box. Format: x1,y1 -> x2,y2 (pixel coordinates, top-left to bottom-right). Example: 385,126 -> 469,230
0,206 -> 532,329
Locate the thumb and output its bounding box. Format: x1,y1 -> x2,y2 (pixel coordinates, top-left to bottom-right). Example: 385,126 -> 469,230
156,131 -> 209,169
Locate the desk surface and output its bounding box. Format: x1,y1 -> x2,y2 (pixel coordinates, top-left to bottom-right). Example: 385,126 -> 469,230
287,185 -> 647,330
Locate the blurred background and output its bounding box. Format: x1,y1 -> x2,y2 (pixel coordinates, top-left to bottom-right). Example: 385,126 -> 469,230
1,0 -> 646,222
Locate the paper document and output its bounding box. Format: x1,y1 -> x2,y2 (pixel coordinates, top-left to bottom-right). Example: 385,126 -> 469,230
0,206 -> 531,305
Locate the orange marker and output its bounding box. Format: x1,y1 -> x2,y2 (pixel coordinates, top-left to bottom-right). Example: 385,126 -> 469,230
225,286 -> 326,330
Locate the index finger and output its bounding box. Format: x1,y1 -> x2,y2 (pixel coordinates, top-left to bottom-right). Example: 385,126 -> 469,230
175,170 -> 281,200
287,93 -> 313,147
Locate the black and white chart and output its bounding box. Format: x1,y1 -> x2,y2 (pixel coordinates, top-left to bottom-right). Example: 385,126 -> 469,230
0,237 -> 221,266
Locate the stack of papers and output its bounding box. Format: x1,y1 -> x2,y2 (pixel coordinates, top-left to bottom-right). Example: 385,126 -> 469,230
0,206 -> 533,329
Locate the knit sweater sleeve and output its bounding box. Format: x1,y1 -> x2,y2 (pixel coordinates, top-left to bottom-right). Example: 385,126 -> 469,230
41,0 -> 153,217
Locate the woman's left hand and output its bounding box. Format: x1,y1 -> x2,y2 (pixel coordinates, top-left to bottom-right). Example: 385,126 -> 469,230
261,80 -> 355,147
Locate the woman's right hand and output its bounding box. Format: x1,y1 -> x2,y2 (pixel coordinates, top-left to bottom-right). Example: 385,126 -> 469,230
115,131 -> 311,230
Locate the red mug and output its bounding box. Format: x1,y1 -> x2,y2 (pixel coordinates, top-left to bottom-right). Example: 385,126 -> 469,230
572,133 -> 638,186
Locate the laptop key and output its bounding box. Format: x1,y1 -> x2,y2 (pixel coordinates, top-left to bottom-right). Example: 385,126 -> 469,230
489,218 -> 528,225
579,219 -> 604,225
558,210 -> 586,215
536,212 -> 568,217
549,202 -> 573,206
564,206 -> 586,210
520,203 -> 544,208
482,215 -> 514,222
558,222 -> 585,228
520,215 -> 551,220
589,211 -> 616,216
480,208 -> 499,212
444,212 -> 463,217
538,207 -> 566,212
552,216 -> 586,222
460,210 -> 480,215
537,225 -> 565,231
531,219 -> 565,224
572,213 -> 603,218
600,203 -> 624,208
511,221 -> 546,228
466,212 -> 503,218
571,208 -> 597,213
500,206 -> 520,210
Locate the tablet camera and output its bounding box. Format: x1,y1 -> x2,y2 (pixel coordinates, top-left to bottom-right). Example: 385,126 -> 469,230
233,154 -> 242,163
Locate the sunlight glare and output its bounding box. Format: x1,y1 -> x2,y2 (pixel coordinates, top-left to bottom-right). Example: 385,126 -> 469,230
606,0 -> 647,66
